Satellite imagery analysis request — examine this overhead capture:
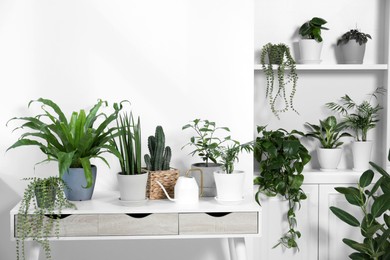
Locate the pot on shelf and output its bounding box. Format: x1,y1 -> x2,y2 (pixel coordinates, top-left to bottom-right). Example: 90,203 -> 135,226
352,141 -> 373,171
317,147 -> 343,171
214,170 -> 245,202
62,166 -> 97,201
191,163 -> 222,197
118,170 -> 149,202
340,41 -> 366,64
299,39 -> 323,64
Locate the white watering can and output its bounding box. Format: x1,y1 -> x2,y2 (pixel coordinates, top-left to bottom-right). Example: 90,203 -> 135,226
156,169 -> 203,204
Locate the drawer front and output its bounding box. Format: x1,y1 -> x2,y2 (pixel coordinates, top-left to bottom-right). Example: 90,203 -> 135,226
98,213 -> 178,236
179,212 -> 258,235
15,214 -> 99,237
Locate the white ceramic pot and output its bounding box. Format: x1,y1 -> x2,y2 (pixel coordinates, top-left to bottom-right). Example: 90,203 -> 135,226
214,170 -> 245,202
299,39 -> 323,64
117,171 -> 148,201
317,147 -> 343,171
191,163 -> 222,197
340,41 -> 366,64
352,141 -> 373,171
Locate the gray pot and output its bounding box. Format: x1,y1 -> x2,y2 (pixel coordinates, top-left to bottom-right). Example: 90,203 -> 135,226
340,41 -> 366,64
191,163 -> 222,197
61,166 -> 97,201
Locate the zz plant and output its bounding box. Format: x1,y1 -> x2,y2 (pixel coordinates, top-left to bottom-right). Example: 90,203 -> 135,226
330,150 -> 390,259
16,177 -> 75,260
254,126 -> 311,249
144,126 -> 172,171
260,43 -> 298,118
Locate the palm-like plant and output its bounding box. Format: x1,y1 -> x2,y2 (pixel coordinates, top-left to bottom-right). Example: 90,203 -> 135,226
218,141 -> 253,174
7,98 -> 124,188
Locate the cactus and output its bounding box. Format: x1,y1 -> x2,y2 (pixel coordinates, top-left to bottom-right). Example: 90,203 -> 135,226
144,126 -> 172,171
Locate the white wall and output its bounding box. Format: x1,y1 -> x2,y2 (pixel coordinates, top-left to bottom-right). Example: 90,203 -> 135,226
0,1 -> 254,259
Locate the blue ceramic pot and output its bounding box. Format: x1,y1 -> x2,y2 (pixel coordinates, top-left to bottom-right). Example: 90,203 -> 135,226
62,166 -> 97,201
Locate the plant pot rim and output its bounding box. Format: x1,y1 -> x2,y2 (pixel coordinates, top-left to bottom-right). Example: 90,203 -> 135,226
192,163 -> 222,167
69,165 -> 97,169
353,140 -> 373,143
118,170 -> 148,176
214,170 -> 245,174
317,147 -> 342,150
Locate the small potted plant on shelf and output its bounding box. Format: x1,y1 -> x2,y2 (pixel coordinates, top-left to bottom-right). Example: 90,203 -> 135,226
144,125 -> 179,200
7,98 -> 123,201
298,17 -> 329,64
182,119 -> 231,196
110,112 -> 149,203
213,140 -> 253,203
326,87 -> 384,171
254,126 -> 311,250
330,150 -> 390,259
337,29 -> 372,64
260,43 -> 298,118
16,176 -> 76,260
303,115 -> 352,171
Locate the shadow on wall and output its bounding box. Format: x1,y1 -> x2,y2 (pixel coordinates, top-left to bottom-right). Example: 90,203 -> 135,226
0,176 -> 21,260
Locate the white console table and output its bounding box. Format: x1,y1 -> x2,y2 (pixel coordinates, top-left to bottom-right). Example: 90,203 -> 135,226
10,191 -> 261,260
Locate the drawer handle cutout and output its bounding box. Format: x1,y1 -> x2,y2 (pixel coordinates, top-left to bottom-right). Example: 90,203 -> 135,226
44,214 -> 71,220
206,212 -> 231,217
126,213 -> 152,218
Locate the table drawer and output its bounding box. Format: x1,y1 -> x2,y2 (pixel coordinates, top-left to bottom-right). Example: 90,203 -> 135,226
15,214 -> 99,237
98,213 -> 178,236
179,212 -> 258,235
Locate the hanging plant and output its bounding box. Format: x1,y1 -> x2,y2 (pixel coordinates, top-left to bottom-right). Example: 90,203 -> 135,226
260,43 -> 299,119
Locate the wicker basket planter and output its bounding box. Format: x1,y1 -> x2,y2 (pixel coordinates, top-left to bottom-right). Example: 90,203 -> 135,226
147,168 -> 179,200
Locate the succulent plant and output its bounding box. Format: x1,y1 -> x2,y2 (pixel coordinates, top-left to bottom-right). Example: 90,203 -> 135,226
144,126 -> 172,171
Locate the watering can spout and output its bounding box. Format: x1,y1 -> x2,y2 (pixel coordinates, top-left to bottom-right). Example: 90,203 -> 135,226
155,181 -> 176,201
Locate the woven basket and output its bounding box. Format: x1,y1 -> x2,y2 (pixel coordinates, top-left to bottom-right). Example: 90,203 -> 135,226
147,168 -> 179,200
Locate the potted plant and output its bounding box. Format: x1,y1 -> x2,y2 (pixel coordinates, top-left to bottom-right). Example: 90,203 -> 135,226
298,17 -> 329,64
109,112 -> 148,203
330,150 -> 390,259
16,177 -> 75,260
182,119 -> 231,196
326,88 -> 384,171
7,98 -> 123,201
260,43 -> 299,118
254,126 -> 311,249
304,115 -> 352,170
144,125 -> 179,200
213,140 -> 253,203
337,29 -> 372,64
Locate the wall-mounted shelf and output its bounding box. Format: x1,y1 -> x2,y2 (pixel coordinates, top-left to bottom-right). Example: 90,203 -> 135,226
254,64 -> 388,71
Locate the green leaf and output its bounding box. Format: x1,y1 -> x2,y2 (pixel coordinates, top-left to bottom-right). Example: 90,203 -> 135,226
349,252 -> 371,260
359,170 -> 374,188
370,161 -> 390,179
342,239 -> 371,254
80,157 -> 93,189
330,207 -> 360,227
371,194 -> 390,218
384,214 -> 390,228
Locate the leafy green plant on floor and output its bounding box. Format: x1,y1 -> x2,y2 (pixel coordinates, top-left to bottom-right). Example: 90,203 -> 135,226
330,150 -> 390,260
254,126 -> 311,249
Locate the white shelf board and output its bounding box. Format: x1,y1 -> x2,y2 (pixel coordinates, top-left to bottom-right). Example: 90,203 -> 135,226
254,64 -> 388,71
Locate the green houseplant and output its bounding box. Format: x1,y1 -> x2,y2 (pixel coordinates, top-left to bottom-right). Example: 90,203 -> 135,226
337,29 -> 372,64
16,177 -> 75,260
260,43 -> 298,118
109,112 -> 148,202
326,88 -> 384,170
254,126 -> 311,249
298,17 -> 329,63
144,125 -> 179,200
182,119 -> 231,196
304,115 -> 351,170
7,98 -> 123,201
330,150 -> 390,260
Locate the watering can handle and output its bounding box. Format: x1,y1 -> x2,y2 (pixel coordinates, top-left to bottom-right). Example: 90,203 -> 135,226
185,168 -> 204,197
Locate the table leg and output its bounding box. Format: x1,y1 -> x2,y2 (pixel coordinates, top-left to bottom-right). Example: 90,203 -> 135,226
26,241 -> 41,260
228,238 -> 247,260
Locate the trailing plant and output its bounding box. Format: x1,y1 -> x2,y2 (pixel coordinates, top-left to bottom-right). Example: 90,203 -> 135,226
330,149 -> 390,260
254,126 -> 311,249
182,119 -> 231,167
326,87 -> 385,141
217,140 -> 253,174
337,29 -> 372,46
110,112 -> 143,175
7,98 -> 124,188
304,115 -> 352,148
299,17 -> 329,42
144,126 -> 172,171
260,43 -> 298,118
16,177 -> 76,260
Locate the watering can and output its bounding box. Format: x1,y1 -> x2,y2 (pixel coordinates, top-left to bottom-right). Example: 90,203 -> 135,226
156,168 -> 203,204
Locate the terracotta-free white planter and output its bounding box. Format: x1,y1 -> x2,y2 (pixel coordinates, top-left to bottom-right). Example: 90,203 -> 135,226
191,163 -> 222,197
214,170 -> 245,202
299,39 -> 323,64
317,147 -> 343,171
340,41 -> 366,64
352,141 -> 373,171
117,171 -> 148,201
